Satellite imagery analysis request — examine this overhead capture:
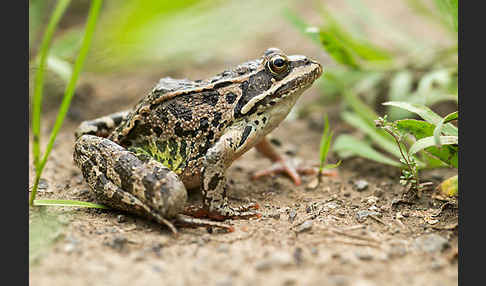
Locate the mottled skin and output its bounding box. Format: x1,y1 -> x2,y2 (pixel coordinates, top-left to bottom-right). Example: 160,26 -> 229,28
74,48 -> 322,229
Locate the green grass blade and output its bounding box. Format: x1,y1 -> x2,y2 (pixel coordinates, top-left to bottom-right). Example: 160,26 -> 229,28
31,0 -> 71,168
383,101 -> 458,136
29,0 -> 103,206
333,134 -> 401,167
433,111 -> 458,146
34,199 -> 108,209
319,115 -> 331,171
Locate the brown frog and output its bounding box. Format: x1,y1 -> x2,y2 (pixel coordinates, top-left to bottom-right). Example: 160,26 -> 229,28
74,48 -> 323,232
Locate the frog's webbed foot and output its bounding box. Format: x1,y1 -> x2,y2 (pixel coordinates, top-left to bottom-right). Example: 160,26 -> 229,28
251,157 -> 314,186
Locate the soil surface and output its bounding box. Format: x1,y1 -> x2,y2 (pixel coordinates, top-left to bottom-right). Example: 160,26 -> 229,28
29,1 -> 458,285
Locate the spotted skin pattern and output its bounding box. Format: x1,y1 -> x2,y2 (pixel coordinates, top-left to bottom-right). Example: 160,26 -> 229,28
74,48 -> 323,228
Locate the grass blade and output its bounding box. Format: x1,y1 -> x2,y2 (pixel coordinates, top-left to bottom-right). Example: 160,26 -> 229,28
30,0 -> 104,206
319,115 -> 331,171
34,199 -> 108,209
31,0 -> 71,168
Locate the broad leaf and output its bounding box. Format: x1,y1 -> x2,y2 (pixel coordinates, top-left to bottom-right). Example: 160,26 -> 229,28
383,101 -> 458,136
410,136 -> 457,154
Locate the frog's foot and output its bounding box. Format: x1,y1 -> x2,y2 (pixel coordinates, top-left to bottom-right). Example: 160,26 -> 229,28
250,157 -> 312,186
252,158 -> 339,185
183,203 -> 261,221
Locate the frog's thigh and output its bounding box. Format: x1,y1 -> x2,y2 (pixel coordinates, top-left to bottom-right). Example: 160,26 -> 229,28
75,110 -> 130,138
202,123 -> 261,212
74,135 -> 187,219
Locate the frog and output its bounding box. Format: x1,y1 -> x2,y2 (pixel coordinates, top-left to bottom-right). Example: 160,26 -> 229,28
73,48 -> 323,232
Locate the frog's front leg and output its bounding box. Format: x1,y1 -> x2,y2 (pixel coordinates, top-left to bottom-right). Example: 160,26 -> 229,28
199,124 -> 261,219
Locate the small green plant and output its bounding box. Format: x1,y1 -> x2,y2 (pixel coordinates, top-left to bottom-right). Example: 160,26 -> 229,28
318,115 -> 341,183
30,0 -> 106,209
375,102 -> 458,193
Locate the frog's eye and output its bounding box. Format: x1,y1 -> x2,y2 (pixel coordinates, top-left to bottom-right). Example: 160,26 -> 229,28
267,55 -> 290,76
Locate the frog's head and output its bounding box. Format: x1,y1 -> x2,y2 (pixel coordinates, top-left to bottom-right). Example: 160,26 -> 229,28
234,48 -> 322,130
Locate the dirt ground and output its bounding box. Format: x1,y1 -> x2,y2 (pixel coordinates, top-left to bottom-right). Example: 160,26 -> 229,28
29,1 -> 458,285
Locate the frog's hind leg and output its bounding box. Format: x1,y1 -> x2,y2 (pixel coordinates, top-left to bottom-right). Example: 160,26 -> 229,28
73,134 -> 187,233
75,110 -> 130,139
252,137 -> 338,185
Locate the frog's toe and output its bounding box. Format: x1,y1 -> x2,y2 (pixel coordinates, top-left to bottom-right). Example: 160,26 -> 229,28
183,203 -> 261,221
252,158 -> 317,186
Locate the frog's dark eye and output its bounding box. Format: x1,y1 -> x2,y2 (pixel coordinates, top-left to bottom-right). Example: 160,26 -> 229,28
267,55 -> 290,76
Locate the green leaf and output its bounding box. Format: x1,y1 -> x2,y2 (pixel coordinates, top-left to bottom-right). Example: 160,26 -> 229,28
34,199 -> 108,209
333,134 -> 401,167
382,101 -> 458,136
434,111 -> 458,146
395,119 -> 436,140
341,111 -> 401,158
410,135 -> 458,155
319,29 -> 360,69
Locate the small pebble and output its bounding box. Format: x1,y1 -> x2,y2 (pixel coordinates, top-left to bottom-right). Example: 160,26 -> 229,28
288,210 -> 297,222
354,180 -> 369,191
356,210 -> 380,222
294,220 -> 313,233
38,179 -> 49,190
117,214 -> 126,223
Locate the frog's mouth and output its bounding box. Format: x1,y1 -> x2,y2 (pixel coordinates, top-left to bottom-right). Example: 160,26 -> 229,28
240,57 -> 322,115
